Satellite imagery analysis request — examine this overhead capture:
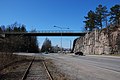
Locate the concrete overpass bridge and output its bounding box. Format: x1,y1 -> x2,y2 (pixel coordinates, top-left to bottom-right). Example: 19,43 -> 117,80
0,30 -> 88,37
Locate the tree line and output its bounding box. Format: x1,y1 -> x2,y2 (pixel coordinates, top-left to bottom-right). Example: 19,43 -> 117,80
41,38 -> 52,52
41,38 -> 63,53
0,22 -> 39,53
84,4 -> 120,31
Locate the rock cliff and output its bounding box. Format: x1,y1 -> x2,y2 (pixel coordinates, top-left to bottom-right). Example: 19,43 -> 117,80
73,25 -> 120,55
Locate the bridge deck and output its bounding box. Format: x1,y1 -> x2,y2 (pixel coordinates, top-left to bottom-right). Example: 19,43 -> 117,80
0,31 -> 88,36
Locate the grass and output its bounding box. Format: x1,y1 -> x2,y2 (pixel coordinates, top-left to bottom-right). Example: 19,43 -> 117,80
0,52 -> 27,70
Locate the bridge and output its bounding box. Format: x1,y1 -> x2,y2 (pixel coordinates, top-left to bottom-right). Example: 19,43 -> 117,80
0,30 -> 88,37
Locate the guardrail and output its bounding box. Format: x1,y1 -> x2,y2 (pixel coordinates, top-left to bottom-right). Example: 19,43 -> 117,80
0,30 -> 89,33
29,30 -> 89,33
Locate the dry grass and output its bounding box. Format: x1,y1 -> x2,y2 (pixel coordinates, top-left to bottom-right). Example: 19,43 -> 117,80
0,56 -> 31,80
45,59 -> 69,80
0,52 -> 27,70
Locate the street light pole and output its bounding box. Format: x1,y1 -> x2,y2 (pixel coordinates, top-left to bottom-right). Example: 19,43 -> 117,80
60,28 -> 62,53
70,40 -> 71,51
54,26 -> 69,53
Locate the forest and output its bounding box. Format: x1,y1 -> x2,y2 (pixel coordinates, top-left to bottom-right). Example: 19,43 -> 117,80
0,22 -> 39,53
84,4 -> 120,31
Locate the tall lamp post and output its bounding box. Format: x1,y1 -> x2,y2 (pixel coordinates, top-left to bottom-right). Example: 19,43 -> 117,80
54,26 -> 69,53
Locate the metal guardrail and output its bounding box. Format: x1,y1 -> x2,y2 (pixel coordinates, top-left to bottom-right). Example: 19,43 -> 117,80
0,30 -> 89,34
0,30 -> 88,33
29,30 -> 88,33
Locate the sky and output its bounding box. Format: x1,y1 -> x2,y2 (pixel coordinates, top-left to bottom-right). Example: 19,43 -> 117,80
0,0 -> 119,48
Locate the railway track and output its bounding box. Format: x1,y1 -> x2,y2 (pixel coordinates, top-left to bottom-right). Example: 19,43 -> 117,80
21,57 -> 53,80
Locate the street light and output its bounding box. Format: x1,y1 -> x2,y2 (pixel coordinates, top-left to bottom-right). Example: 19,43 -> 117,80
54,26 -> 69,53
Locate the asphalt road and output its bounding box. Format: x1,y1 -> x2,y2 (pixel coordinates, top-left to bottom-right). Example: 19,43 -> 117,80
43,53 -> 120,80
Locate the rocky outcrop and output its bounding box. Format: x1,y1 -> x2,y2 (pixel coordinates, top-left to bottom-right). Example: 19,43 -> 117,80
73,26 -> 120,55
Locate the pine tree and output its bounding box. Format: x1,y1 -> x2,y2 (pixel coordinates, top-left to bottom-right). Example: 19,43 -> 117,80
95,4 -> 108,29
109,4 -> 120,25
84,10 -> 97,31
41,38 -> 52,52
0,27 -> 2,32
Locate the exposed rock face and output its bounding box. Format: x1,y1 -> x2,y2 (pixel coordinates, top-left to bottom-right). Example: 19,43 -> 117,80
74,26 -> 120,55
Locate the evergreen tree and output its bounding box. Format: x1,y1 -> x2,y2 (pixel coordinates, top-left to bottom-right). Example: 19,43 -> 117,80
0,22 -> 39,53
0,27 -> 2,32
21,25 -> 26,32
109,4 -> 120,25
41,38 -> 52,52
95,4 -> 108,29
84,10 -> 97,31
6,27 -> 12,32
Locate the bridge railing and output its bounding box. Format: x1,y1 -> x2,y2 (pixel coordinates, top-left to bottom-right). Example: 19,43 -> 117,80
28,30 -> 88,33
0,30 -> 89,34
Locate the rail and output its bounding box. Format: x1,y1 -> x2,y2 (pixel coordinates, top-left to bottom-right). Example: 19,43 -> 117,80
21,57 -> 53,80
21,57 -> 35,80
